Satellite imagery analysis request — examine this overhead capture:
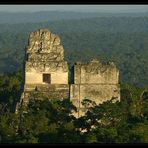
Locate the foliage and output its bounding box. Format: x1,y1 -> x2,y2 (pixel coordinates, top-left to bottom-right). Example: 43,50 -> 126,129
0,72 -> 148,143
0,17 -> 148,87
0,71 -> 23,112
0,15 -> 148,143
0,73 -> 147,143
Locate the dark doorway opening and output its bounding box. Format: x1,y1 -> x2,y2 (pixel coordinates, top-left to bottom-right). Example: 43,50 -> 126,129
43,74 -> 51,83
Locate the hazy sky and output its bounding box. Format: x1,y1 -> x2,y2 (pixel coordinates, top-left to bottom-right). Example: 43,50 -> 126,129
0,5 -> 148,13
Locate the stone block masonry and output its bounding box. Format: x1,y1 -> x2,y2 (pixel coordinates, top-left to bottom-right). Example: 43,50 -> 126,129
16,29 -> 120,117
70,59 -> 120,118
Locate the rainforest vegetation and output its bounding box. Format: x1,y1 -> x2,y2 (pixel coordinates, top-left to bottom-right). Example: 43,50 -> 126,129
0,72 -> 147,143
0,12 -> 147,143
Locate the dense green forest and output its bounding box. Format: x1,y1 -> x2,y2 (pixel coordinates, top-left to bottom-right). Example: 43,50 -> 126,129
0,16 -> 148,87
0,72 -> 147,143
0,12 -> 148,143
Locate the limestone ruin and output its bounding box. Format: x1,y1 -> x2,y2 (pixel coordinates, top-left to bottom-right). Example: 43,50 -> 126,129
70,59 -> 120,117
16,29 -> 120,117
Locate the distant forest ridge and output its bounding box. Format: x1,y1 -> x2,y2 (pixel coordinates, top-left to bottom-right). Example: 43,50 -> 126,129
1,11 -> 148,24
0,16 -> 147,87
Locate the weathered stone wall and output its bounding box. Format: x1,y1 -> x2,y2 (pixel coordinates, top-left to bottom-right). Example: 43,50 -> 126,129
17,29 -> 121,118
74,59 -> 119,84
27,29 -> 63,58
18,29 -> 69,108
71,58 -> 120,118
70,84 -> 120,117
70,84 -> 120,105
25,71 -> 68,84
22,84 -> 69,103
25,29 -> 68,85
25,61 -> 68,73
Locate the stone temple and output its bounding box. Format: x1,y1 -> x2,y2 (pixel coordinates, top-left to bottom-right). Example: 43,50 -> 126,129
70,59 -> 120,117
16,29 -> 120,118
